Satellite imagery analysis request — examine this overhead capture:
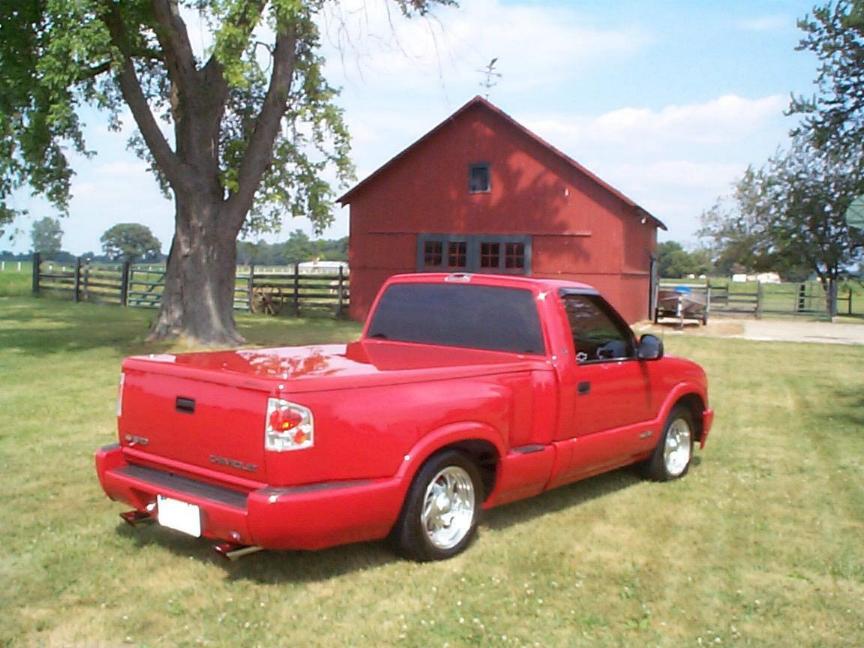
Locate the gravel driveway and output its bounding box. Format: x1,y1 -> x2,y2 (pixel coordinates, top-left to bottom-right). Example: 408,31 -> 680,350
639,318 -> 864,346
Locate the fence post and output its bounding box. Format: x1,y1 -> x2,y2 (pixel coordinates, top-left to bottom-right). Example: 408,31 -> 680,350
120,261 -> 131,306
755,281 -> 763,319
336,266 -> 344,317
83,261 -> 91,301
849,287 -> 854,316
828,279 -> 838,318
32,252 -> 41,295
73,257 -> 82,303
706,283 -> 712,318
293,262 -> 300,315
247,263 -> 255,311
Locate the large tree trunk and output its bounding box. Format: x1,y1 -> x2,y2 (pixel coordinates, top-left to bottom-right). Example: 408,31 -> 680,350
148,193 -> 244,345
104,6 -> 299,346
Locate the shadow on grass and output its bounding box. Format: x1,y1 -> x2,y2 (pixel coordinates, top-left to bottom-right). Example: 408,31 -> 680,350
114,522 -> 397,583
112,465 -> 657,584
831,387 -> 864,427
0,296 -> 361,357
0,297 -> 161,357
482,466 -> 642,532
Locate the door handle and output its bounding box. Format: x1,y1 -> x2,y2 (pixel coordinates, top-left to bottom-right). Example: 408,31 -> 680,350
176,396 -> 196,413
577,381 -> 591,395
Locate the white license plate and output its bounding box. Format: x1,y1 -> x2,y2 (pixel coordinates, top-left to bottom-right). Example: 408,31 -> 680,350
157,495 -> 201,537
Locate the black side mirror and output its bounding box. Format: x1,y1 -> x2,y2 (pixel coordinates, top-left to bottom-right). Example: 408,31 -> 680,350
637,334 -> 664,360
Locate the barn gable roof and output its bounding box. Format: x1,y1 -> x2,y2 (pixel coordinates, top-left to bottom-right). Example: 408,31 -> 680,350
337,96 -> 666,230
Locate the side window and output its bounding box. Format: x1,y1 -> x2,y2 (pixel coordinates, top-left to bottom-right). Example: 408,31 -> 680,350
562,295 -> 634,363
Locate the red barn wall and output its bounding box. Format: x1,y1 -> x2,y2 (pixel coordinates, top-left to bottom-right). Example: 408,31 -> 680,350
347,104 -> 657,324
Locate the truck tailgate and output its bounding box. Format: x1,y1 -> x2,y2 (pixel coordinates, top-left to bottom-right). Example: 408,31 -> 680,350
119,367 -> 270,481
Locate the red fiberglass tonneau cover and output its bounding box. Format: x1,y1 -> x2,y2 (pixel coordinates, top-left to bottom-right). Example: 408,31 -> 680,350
122,340 -> 550,395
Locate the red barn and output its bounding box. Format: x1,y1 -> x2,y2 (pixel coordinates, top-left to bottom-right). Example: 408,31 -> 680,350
338,96 -> 666,323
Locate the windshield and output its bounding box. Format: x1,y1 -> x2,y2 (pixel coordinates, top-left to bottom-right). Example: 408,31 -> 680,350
367,283 -> 546,355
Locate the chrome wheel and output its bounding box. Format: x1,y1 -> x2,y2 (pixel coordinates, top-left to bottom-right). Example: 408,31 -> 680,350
420,465 -> 476,550
663,417 -> 692,477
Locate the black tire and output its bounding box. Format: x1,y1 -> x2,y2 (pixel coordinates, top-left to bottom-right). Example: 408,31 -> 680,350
643,406 -> 695,482
389,450 -> 483,562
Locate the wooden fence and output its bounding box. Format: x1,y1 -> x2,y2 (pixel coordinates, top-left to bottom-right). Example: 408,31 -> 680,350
658,279 -> 857,320
31,253 -> 350,317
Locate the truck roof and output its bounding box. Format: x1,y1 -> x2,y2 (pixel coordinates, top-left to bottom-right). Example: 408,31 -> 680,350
384,272 -> 599,294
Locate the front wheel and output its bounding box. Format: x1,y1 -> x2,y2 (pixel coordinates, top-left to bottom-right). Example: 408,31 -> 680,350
644,406 -> 694,481
390,450 -> 482,561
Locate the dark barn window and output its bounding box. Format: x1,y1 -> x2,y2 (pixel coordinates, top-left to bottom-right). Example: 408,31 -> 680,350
505,242 -> 525,269
448,241 -> 467,268
423,240 -> 443,267
480,242 -> 500,268
418,234 -> 532,275
469,163 -> 490,193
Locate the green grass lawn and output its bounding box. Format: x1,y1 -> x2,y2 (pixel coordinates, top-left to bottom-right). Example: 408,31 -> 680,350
0,262 -> 32,297
2,294 -> 863,646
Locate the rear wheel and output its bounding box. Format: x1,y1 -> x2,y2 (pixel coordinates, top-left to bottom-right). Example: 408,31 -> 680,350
390,450 -> 482,561
644,406 -> 694,481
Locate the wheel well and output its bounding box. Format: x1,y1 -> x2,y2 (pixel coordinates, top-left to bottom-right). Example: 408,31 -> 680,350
444,440 -> 499,501
675,394 -> 705,442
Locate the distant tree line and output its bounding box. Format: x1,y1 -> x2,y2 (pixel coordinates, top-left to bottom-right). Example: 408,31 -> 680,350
2,221 -> 347,267
237,230 -> 348,266
657,241 -> 712,279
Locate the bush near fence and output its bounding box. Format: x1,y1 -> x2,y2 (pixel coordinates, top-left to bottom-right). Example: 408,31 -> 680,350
31,253 -> 350,317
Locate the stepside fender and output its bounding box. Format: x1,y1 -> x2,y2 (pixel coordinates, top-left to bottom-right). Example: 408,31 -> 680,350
392,421 -> 507,499
654,381 -> 708,435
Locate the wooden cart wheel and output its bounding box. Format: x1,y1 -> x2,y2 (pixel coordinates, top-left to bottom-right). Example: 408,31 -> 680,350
251,286 -> 283,315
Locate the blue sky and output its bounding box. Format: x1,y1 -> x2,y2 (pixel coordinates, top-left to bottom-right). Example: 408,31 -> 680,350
2,0 -> 820,255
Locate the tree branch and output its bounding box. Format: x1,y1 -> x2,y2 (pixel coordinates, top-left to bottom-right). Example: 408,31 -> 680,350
225,27 -> 298,227
100,1 -> 184,187
150,0 -> 197,89
76,61 -> 112,81
202,0 -> 267,83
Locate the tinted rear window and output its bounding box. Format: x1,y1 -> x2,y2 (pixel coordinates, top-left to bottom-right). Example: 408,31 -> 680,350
367,283 -> 545,355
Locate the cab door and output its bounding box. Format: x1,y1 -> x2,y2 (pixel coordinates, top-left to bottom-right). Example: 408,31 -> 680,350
556,293 -> 656,477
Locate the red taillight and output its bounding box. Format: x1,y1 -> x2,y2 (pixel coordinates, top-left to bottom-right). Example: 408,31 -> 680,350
265,398 -> 314,452
269,407 -> 303,432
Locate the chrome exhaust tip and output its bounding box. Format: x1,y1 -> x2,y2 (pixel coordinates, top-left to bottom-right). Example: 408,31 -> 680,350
213,542 -> 263,561
120,510 -> 154,527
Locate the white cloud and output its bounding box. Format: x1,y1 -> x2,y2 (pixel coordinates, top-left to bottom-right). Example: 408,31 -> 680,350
512,95 -> 793,240
593,159 -> 748,235
320,0 -> 650,93
604,160 -> 746,193
527,94 -> 787,154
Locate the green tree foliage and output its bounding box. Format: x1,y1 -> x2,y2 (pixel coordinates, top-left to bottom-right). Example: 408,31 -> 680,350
700,139 -> 864,284
0,0 -> 449,343
100,223 -> 162,262
30,217 -> 63,256
236,230 -> 347,265
657,241 -> 711,279
702,2 -> 864,287
789,0 -> 864,155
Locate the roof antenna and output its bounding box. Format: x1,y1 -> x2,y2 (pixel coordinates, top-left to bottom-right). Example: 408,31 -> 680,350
478,58 -> 501,99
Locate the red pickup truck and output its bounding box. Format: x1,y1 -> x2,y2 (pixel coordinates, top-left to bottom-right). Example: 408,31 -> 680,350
95,273 -> 713,561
